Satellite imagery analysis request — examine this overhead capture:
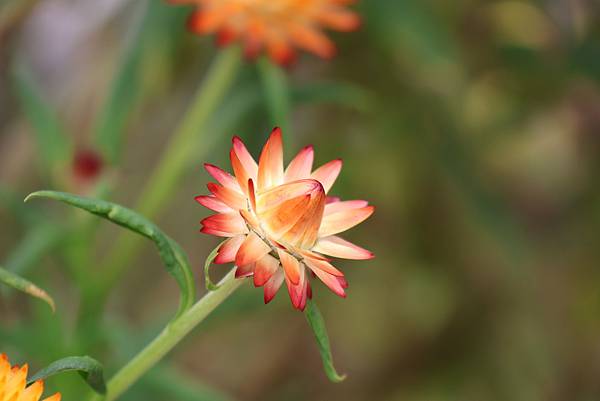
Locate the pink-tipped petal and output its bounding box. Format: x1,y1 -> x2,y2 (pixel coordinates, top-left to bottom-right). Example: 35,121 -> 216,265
303,256 -> 344,277
324,200 -> 369,215
214,235 -> 245,264
200,227 -> 237,237
285,145 -> 314,182
254,254 -> 280,287
285,264 -> 307,310
319,206 -> 375,237
207,182 -> 247,210
195,195 -> 231,213
204,163 -> 241,191
235,263 -> 255,278
264,269 -> 284,303
277,248 -> 301,285
313,235 -> 374,260
235,232 -> 271,267
326,196 -> 341,204
312,268 -> 346,298
257,128 -> 284,191
201,212 -> 247,236
232,136 -> 258,177
311,159 -> 342,193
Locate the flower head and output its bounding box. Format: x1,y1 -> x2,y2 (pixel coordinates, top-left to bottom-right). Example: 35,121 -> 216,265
197,128 -> 374,310
0,354 -> 61,401
171,0 -> 361,65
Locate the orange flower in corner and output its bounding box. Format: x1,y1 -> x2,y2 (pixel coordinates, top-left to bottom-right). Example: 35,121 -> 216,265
0,354 -> 61,401
196,128 -> 374,310
170,0 -> 361,65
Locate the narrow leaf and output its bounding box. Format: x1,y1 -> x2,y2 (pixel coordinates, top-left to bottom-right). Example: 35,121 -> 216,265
27,356 -> 106,394
258,58 -> 291,136
25,190 -> 196,316
0,266 -> 55,312
204,240 -> 227,291
12,64 -> 72,170
93,1 -> 149,164
304,299 -> 346,383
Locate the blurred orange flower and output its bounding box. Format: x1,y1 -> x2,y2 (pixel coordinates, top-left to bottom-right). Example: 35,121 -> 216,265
0,354 -> 61,401
197,128 -> 374,310
170,0 -> 361,65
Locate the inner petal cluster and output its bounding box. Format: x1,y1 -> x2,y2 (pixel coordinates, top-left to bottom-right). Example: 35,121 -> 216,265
196,128 -> 374,310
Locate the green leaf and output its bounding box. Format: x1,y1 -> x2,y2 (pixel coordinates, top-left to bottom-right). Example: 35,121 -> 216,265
12,64 -> 72,170
204,240 -> 227,291
258,58 -> 291,136
304,299 -> 346,383
93,1 -> 149,164
27,356 -> 106,394
25,190 -> 196,316
0,266 -> 55,312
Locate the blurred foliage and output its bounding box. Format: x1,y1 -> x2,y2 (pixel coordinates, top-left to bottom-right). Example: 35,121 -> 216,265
2,0 -> 600,400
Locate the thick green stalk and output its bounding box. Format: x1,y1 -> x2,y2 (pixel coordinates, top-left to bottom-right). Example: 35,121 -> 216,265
88,270 -> 244,401
93,47 -> 241,302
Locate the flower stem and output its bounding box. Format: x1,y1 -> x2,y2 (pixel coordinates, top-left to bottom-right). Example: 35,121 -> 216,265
88,270 -> 244,401
87,47 -> 242,308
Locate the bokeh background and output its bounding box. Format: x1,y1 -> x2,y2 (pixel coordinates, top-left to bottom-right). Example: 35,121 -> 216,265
2,0 -> 600,400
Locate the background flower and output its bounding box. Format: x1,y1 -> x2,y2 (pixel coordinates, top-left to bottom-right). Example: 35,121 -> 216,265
170,0 -> 360,64
0,354 -> 60,401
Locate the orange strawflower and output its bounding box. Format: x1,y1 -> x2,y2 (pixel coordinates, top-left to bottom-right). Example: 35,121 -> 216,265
0,354 -> 61,401
196,128 -> 374,310
170,0 -> 361,65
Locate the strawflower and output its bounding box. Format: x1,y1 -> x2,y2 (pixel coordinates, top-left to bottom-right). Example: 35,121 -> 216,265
197,128 -> 374,310
170,0 -> 361,65
0,354 -> 60,401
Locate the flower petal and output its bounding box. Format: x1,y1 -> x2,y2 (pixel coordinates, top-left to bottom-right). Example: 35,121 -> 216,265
204,163 -> 241,191
285,264 -> 308,310
201,212 -> 247,236
311,159 -> 342,193
263,269 -> 284,303
280,183 -> 326,248
315,7 -> 361,31
260,194 -> 311,238
319,206 -> 374,237
324,200 -> 369,216
253,254 -> 280,287
277,248 -> 301,285
232,136 -> 258,178
194,195 -> 231,213
235,263 -> 255,278
207,183 -> 247,210
256,179 -> 322,213
20,380 -> 44,401
288,23 -> 335,59
312,268 -> 346,298
285,145 -> 314,182
303,255 -> 344,277
42,393 -> 62,401
214,235 -> 245,264
257,127 -> 284,191
235,232 -> 271,267
313,236 -> 374,260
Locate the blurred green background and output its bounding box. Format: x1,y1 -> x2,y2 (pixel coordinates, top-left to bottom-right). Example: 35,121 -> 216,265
2,0 -> 600,400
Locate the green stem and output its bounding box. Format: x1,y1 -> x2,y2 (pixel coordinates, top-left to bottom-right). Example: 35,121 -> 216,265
92,47 -> 241,304
88,270 -> 244,401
